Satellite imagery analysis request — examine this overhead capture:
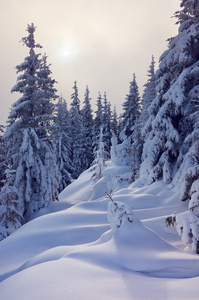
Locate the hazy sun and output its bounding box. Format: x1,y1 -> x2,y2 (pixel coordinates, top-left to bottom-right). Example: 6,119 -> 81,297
63,49 -> 70,57
58,38 -> 78,59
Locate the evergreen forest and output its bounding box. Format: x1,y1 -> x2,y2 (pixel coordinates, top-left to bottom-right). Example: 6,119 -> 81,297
1,0 -> 199,256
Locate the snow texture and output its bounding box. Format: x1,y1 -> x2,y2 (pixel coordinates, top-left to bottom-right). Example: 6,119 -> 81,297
1,167 -> 199,299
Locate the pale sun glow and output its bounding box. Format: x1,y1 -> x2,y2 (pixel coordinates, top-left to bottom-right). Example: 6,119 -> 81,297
57,38 -> 79,59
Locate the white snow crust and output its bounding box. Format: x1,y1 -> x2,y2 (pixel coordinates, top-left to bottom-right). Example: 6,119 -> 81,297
0,166 -> 199,299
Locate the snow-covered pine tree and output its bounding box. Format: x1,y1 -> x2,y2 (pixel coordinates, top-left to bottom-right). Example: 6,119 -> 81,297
110,133 -> 133,167
69,81 -> 86,178
120,74 -> 141,141
36,53 -> 57,138
131,116 -> 142,182
120,74 -> 142,181
140,0 -> 199,253
91,127 -> 108,181
0,125 -> 6,188
171,0 -> 199,201
3,24 -> 59,219
93,92 -> 104,153
0,166 -> 23,241
102,92 -> 112,156
93,92 -> 103,136
54,96 -> 74,192
140,57 -> 157,173
141,0 -> 199,188
111,106 -> 119,139
81,86 -> 94,169
140,55 -> 156,127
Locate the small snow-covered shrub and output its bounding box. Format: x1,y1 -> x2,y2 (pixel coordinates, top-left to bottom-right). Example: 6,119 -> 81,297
107,193 -> 134,233
165,214 -> 176,227
165,213 -> 177,234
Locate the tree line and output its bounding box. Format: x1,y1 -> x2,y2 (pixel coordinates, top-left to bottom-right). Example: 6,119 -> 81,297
1,0 -> 199,252
0,23 -> 144,239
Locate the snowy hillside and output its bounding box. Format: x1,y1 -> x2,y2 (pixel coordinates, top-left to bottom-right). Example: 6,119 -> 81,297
1,165 -> 199,300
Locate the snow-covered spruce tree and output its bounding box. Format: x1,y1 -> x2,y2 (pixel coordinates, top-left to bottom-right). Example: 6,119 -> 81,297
171,0 -> 199,202
111,133 -> 132,167
93,92 -> 104,152
0,166 -> 23,241
109,134 -> 133,189
120,74 -> 142,181
91,127 -> 109,181
139,0 -> 199,253
80,86 -> 94,169
69,81 -> 86,178
141,0 -> 199,188
102,92 -> 112,156
111,106 -> 119,138
131,117 -> 142,182
140,55 -> 157,127
0,125 -> 6,188
120,74 -> 141,141
3,24 -> 59,219
54,96 -> 74,192
93,92 -> 103,136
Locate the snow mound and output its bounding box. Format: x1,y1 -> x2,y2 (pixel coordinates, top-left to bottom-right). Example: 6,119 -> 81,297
1,168 -> 199,299
108,200 -> 134,232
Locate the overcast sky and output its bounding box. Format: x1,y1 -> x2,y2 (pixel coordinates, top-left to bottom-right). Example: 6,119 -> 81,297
0,0 -> 180,125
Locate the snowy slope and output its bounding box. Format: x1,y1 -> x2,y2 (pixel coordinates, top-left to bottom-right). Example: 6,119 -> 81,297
0,165 -> 199,300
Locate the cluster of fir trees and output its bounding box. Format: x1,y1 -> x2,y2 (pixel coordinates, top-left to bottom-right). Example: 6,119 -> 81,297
2,0 -> 199,253
97,0 -> 199,252
0,24 -> 119,240
140,0 -> 199,253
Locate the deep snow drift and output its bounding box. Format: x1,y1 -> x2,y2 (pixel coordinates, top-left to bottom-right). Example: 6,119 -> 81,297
0,164 -> 199,300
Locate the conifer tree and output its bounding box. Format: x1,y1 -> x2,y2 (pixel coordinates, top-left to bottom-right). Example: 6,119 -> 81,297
120,74 -> 142,180
111,106 -> 119,138
102,92 -> 112,155
93,92 -> 103,136
4,24 -> 59,219
93,92 -> 104,154
0,125 -> 6,188
141,0 -> 199,188
131,117 -> 142,182
91,127 -> 108,181
54,96 -> 74,192
81,86 -> 94,168
0,166 -> 22,241
69,81 -> 86,178
120,74 -> 141,141
140,0 -> 199,253
141,56 -> 156,127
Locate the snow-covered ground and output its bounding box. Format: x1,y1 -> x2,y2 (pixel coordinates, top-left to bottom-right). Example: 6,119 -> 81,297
0,165 -> 199,300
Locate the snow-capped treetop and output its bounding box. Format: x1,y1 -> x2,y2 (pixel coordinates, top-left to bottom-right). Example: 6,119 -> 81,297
121,74 -> 141,140
81,86 -> 93,129
21,23 -> 42,49
70,81 -> 80,113
94,92 -> 103,135
111,106 -> 119,137
175,0 -> 199,24
80,86 -> 94,169
141,56 -> 156,126
3,24 -> 59,221
141,0 -> 199,193
54,96 -> 74,192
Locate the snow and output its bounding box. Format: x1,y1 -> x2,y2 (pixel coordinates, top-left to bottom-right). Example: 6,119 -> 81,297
1,166 -> 199,299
